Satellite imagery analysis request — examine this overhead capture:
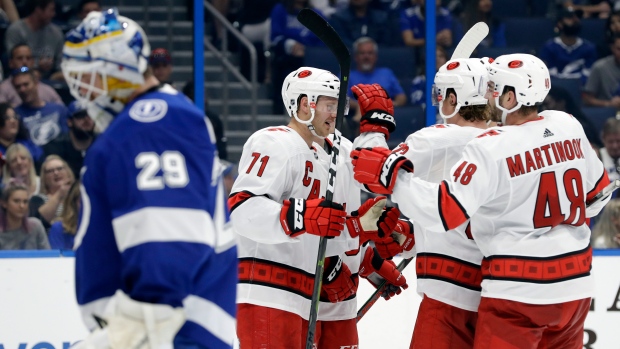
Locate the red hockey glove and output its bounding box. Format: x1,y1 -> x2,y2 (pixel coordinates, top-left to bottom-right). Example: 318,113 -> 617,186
321,256 -> 358,303
360,247 -> 408,300
346,196 -> 384,243
350,147 -> 413,194
374,219 -> 415,259
351,83 -> 395,139
281,198 -> 346,238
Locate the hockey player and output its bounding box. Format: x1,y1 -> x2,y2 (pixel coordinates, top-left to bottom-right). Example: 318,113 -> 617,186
62,9 -> 236,349
351,54 -> 611,349
351,57 -> 492,349
312,128 -> 408,349
229,66 -> 406,348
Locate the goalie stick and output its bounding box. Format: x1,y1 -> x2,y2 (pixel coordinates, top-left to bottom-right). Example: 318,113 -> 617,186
356,179 -> 619,322
356,22 -> 490,323
297,8 -> 351,349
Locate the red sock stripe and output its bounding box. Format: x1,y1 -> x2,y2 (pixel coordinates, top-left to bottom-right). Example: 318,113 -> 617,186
238,258 -> 315,299
228,191 -> 255,212
416,253 -> 482,291
481,246 -> 592,283
586,171 -> 611,202
438,181 -> 469,231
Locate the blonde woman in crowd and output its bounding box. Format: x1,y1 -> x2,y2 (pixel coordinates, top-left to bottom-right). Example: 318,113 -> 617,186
48,180 -> 79,249
0,181 -> 49,250
28,155 -> 74,230
592,199 -> 620,248
2,143 -> 40,197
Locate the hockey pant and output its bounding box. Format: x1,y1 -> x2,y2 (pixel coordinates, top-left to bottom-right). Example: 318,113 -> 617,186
410,295 -> 478,349
473,297 -> 590,349
237,303 -> 358,349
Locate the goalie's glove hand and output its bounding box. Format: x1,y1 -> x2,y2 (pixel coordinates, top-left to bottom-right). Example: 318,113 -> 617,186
281,198 -> 346,238
375,219 -> 415,259
320,256 -> 358,303
360,247 -> 408,300
351,83 -> 395,140
351,147 -> 413,194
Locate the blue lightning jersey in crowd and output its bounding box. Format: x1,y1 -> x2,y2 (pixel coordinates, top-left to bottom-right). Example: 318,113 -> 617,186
74,85 -> 237,349
539,37 -> 597,84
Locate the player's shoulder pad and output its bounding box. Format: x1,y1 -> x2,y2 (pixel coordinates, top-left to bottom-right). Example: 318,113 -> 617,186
538,109 -> 580,124
247,126 -> 305,157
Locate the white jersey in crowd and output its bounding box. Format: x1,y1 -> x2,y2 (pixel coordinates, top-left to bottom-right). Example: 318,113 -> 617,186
230,126 -> 357,321
391,110 -> 611,305
599,147 -> 620,182
356,124 -> 486,311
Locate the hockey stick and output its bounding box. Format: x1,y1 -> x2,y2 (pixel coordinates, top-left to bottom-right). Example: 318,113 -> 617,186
297,8 -> 351,349
450,22 -> 489,60
356,257 -> 412,322
356,179 -> 618,322
587,179 -> 620,207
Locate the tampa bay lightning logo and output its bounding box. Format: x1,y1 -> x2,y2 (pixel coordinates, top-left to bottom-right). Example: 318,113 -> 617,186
129,99 -> 168,123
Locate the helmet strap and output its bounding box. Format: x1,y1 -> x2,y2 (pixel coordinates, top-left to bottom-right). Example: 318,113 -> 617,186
439,100 -> 461,120
495,96 -> 522,125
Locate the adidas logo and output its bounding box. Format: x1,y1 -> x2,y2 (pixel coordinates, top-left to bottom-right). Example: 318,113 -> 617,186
543,128 -> 554,138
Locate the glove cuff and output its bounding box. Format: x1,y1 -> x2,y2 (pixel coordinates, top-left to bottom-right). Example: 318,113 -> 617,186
280,198 -> 306,237
360,121 -> 390,140
360,109 -> 396,133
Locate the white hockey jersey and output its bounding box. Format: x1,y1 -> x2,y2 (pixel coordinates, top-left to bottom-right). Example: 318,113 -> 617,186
391,111 -> 611,305
230,127 -> 357,320
357,124 -> 486,311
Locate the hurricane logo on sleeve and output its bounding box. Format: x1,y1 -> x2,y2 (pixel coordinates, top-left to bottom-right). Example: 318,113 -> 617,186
129,99 -> 168,123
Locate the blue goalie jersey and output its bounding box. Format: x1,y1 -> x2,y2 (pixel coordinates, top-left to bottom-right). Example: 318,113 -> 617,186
74,85 -> 237,349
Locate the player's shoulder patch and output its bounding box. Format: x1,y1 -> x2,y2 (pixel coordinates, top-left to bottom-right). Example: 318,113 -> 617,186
129,99 -> 168,123
476,128 -> 504,138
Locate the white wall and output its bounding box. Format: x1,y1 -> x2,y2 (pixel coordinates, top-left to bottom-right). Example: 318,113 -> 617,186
1,254 -> 619,349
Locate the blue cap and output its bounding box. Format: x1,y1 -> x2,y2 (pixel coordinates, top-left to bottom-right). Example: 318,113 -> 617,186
68,101 -> 88,118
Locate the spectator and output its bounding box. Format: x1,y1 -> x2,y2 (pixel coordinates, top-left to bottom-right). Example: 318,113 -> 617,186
2,143 -> 40,197
220,159 -> 236,197
410,45 -> 447,107
583,35 -> 620,107
598,10 -> 620,58
42,101 -> 95,177
539,7 -> 597,84
12,67 -> 68,146
461,0 -> 506,48
591,199 -> 620,248
76,0 -> 100,20
0,182 -> 49,250
149,48 -> 173,85
0,43 -> 64,108
182,81 -> 228,160
47,180 -> 79,250
563,0 -> 611,18
330,0 -> 401,47
599,117 -> 620,186
5,0 -> 64,80
237,0 -> 278,83
541,86 -> 603,147
0,103 -> 42,164
0,0 -> 19,25
28,154 -> 74,230
269,0 -> 325,114
348,37 -> 407,121
400,0 -> 453,48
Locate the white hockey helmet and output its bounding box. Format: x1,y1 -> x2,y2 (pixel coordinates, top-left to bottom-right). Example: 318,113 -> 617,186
487,53 -> 550,123
432,58 -> 489,119
61,8 -> 151,132
281,67 -> 345,137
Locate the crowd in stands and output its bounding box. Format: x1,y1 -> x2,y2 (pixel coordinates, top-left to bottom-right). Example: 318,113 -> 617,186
4,0 -> 620,251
